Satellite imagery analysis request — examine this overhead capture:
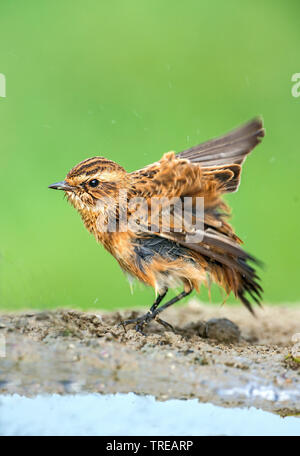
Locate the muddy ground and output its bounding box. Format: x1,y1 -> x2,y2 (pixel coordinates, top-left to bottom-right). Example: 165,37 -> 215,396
0,301 -> 299,416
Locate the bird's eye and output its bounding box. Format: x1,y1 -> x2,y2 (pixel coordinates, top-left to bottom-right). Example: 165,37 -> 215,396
89,179 -> 99,188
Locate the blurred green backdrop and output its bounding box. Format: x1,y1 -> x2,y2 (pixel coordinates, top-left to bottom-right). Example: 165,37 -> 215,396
1,0 -> 299,311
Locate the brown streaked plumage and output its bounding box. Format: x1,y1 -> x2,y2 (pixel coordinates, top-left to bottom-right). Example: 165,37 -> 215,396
49,118 -> 264,332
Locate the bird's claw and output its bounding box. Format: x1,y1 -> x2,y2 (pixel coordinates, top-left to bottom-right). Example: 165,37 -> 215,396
155,316 -> 175,332
118,311 -> 175,334
117,312 -> 151,334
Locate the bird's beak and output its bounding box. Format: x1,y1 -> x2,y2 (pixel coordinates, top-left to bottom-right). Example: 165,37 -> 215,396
48,181 -> 74,191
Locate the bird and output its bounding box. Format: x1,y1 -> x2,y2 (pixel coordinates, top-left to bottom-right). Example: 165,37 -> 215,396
49,117 -> 264,333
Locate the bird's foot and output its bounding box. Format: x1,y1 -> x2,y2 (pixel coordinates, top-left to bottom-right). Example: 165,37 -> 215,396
118,312 -> 152,334
155,317 -> 175,332
118,310 -> 175,334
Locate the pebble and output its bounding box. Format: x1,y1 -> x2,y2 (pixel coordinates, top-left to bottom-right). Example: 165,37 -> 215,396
204,318 -> 241,343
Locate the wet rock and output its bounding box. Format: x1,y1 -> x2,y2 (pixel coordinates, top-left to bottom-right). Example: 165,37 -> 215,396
204,318 -> 240,343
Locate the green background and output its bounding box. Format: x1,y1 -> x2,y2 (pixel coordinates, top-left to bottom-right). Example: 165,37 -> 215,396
1,0 -> 299,311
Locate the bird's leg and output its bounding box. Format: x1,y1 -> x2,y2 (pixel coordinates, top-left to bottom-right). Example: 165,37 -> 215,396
119,289 -> 192,334
118,289 -> 168,333
149,289 -> 168,313
153,289 -> 193,316
136,289 -> 192,332
151,289 -> 193,329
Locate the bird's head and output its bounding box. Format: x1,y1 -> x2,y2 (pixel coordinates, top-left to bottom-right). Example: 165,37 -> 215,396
49,157 -> 128,212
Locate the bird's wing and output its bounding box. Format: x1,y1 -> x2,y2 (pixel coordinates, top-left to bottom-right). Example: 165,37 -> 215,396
131,117 -> 264,195
128,119 -> 264,310
129,150 -> 234,237
129,150 -> 235,200
178,117 -> 264,166
128,117 -> 265,237
178,117 -> 265,192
